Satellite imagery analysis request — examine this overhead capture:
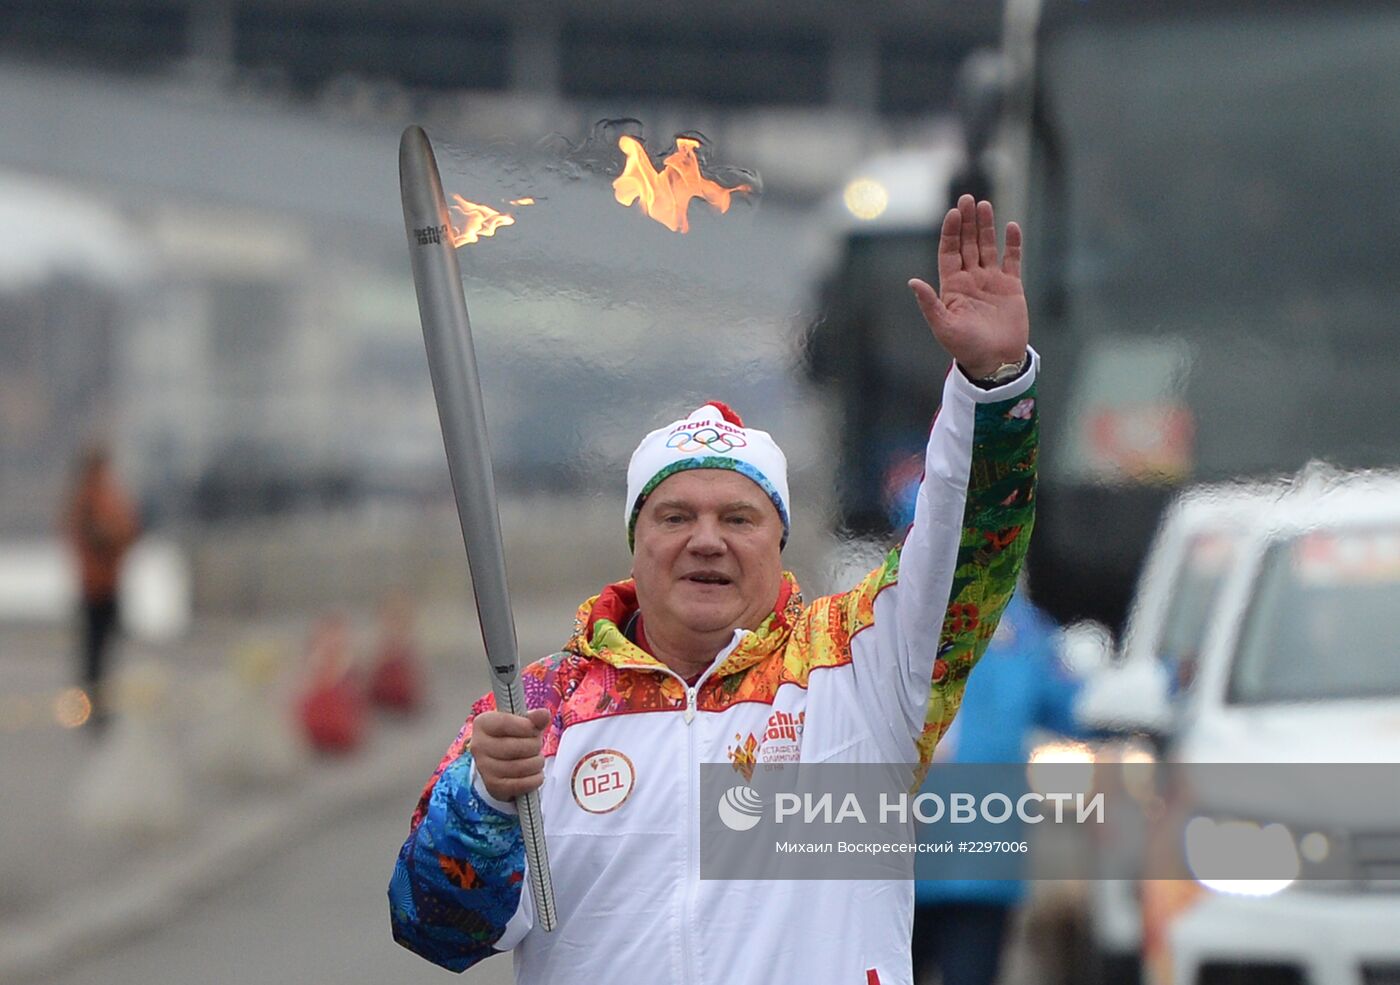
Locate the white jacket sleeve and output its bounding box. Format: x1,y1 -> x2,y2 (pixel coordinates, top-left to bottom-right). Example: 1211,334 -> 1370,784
846,348 -> 1040,763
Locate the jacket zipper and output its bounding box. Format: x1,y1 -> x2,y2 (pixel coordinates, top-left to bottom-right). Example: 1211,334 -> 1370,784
616,657 -> 723,985
681,679 -> 700,985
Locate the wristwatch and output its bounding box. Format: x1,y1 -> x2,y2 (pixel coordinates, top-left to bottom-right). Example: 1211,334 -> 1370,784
968,353 -> 1029,389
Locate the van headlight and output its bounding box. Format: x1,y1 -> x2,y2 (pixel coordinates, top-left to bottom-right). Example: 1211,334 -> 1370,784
1027,740 -> 1096,797
1184,816 -> 1299,897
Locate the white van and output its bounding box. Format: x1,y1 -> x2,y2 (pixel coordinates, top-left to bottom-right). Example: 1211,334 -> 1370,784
1146,469 -> 1400,985
1077,481 -> 1280,981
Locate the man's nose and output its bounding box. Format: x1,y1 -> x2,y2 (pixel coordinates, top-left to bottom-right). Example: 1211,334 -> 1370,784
686,516 -> 727,554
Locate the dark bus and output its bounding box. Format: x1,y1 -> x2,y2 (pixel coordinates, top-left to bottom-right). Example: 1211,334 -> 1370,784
811,0 -> 1400,629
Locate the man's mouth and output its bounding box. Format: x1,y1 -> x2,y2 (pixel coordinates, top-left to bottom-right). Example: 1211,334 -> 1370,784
683,572 -> 733,586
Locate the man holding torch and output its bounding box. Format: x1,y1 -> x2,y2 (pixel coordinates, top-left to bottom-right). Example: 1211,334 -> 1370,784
389,192 -> 1037,984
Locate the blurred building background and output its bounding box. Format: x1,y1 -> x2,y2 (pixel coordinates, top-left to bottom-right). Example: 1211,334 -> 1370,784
0,0 -> 995,617
1,1 -> 996,120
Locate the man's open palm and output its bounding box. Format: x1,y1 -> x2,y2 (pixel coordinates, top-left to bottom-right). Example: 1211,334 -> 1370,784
909,195 -> 1030,381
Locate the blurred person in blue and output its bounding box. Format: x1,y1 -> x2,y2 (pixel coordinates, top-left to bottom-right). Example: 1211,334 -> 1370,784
909,583 -> 1086,985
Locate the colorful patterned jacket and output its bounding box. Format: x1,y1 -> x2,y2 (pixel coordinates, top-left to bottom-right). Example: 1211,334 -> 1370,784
389,354 -> 1039,985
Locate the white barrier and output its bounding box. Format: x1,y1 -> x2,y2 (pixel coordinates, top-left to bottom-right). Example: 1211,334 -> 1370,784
0,538 -> 191,641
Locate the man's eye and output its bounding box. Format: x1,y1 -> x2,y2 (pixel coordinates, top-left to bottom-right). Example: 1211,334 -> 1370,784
726,515 -> 751,526
661,515 -> 686,525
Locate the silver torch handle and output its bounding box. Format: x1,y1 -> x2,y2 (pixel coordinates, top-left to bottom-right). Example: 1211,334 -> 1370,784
397,124 -> 557,933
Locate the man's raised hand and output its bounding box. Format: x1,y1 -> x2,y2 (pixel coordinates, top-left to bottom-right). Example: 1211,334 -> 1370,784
909,195 -> 1030,381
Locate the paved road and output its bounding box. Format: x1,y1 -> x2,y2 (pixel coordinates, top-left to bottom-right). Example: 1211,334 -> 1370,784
37,787 -> 515,985
33,784 -> 1059,985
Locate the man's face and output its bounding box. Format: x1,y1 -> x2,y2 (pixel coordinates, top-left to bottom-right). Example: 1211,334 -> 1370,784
631,469 -> 784,644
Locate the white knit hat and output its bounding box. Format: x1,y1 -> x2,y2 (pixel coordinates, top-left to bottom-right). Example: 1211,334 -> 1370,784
625,400 -> 790,551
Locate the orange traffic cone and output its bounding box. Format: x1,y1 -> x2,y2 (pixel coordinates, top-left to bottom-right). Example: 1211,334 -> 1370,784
368,592 -> 425,716
295,612 -> 367,755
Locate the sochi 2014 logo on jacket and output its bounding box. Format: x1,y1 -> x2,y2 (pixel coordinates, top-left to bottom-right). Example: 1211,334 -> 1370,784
758,709 -> 804,763
727,709 -> 805,780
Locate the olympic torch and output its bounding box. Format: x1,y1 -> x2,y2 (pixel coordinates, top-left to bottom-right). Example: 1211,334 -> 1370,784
398,124 -> 557,932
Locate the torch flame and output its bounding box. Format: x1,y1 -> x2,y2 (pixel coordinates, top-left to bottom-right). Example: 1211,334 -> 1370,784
448,194 -> 515,246
612,135 -> 751,233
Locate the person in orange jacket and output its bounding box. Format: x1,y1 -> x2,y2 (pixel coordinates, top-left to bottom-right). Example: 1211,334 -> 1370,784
62,445 -> 139,730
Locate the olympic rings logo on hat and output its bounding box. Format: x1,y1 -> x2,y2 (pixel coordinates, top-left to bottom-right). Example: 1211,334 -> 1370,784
665,427 -> 748,455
